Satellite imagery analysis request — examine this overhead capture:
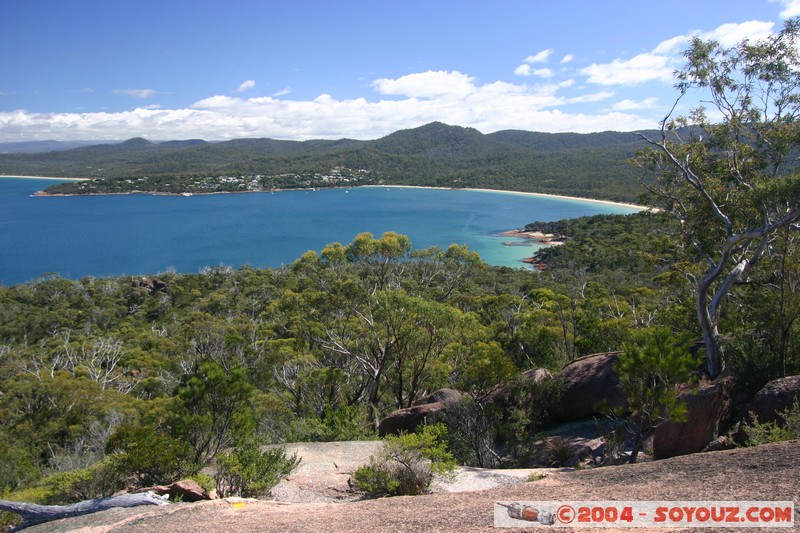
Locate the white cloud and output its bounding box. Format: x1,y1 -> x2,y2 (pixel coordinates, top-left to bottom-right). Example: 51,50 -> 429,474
567,91 -> 614,104
652,34 -> 693,55
237,79 -> 256,92
274,87 -> 291,96
771,0 -> 800,18
581,20 -> 777,88
113,88 -> 156,99
0,69 -> 661,142
581,53 -> 674,85
514,64 -> 531,76
611,97 -> 659,111
701,20 -> 774,47
372,70 -> 476,99
523,49 -> 553,63
514,65 -> 554,78
560,54 -> 575,64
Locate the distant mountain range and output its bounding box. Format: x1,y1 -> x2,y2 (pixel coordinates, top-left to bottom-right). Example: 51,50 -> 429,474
0,140 -> 118,154
0,122 -> 658,202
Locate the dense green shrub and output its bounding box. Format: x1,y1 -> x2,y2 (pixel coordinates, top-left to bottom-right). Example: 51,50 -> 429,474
286,403 -> 376,442
214,440 -> 299,498
1,456 -> 122,506
106,424 -> 197,487
353,423 -> 456,497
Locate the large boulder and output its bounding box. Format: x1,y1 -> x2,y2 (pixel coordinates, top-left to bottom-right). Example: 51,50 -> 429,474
745,375 -> 800,425
731,374 -> 800,444
487,368 -> 553,407
550,352 -> 627,422
411,388 -> 462,407
378,389 -> 462,437
653,371 -> 737,459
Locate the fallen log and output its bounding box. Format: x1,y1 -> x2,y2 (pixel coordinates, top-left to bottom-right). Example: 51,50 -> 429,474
0,491 -> 169,529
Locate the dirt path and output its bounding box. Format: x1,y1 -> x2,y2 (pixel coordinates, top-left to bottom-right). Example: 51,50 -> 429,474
17,439 -> 800,532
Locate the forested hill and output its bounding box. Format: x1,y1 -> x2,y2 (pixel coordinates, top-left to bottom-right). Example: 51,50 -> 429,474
0,122 -> 657,202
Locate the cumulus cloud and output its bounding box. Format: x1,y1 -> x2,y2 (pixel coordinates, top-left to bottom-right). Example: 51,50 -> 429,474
372,70 -> 476,99
0,69 -> 659,142
581,53 -> 674,85
560,54 -> 575,64
237,79 -> 256,92
516,50 -> 557,77
581,20 -> 776,88
771,0 -> 800,18
113,88 -> 156,98
274,87 -> 291,96
611,97 -> 659,111
514,65 -> 554,78
701,20 -> 774,47
523,49 -> 553,64
514,64 -> 532,76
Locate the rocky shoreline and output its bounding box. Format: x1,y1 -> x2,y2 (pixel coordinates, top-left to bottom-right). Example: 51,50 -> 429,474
497,229 -> 565,269
497,229 -> 565,245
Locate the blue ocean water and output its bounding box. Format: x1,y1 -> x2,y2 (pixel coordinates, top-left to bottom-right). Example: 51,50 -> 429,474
0,178 -> 640,285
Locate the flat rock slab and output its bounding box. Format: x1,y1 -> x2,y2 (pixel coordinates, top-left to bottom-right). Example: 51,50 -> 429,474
269,441 -> 385,503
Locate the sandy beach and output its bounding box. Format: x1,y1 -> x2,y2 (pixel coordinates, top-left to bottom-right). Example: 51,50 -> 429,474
466,186 -> 649,211
369,184 -> 650,211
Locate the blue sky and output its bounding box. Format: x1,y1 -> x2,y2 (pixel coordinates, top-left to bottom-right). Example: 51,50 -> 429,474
1,0 -> 798,142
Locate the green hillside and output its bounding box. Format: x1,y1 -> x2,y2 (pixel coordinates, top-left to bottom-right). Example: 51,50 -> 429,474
0,122 -> 655,202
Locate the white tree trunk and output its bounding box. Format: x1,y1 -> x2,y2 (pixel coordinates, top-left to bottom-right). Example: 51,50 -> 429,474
0,491 -> 169,528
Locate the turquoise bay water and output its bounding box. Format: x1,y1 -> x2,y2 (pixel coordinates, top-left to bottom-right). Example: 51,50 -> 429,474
0,178 -> 640,285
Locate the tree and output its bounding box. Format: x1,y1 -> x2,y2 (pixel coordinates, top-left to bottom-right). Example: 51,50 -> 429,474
170,361 -> 256,465
313,289 -> 461,428
615,328 -> 701,464
635,19 -> 800,377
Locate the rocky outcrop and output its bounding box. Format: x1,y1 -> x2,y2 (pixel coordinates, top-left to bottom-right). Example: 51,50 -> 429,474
378,389 -> 463,437
550,352 -> 627,421
731,374 -> 800,444
653,372 -> 737,459
132,277 -> 168,294
411,388 -> 462,407
744,375 -> 800,425
519,367 -> 553,385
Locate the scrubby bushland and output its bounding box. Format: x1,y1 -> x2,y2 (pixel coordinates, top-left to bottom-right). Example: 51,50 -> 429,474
1,196 -> 798,501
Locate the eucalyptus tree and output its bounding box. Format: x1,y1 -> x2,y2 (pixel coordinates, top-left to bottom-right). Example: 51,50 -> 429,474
635,19 -> 800,377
